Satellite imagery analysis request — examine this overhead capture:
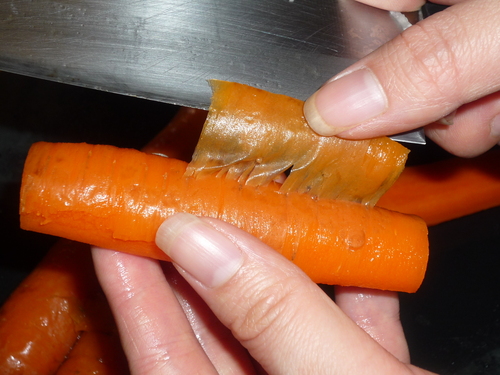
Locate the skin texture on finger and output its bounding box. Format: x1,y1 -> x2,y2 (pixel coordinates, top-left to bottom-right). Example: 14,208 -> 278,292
426,91 -> 500,157
358,0 -> 466,8
157,214 -> 437,375
354,0 -> 424,12
91,248 -> 219,375
431,0 -> 467,4
161,262 -> 259,375
334,286 -> 410,363
306,0 -> 500,149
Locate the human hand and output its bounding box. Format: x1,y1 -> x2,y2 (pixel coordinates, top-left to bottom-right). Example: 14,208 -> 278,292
304,0 -> 500,157
92,213 -> 435,374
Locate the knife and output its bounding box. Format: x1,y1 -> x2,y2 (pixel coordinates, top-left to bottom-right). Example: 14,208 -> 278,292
0,0 -> 425,144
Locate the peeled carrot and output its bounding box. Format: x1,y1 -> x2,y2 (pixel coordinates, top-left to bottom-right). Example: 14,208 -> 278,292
20,141 -> 428,292
377,148 -> 500,226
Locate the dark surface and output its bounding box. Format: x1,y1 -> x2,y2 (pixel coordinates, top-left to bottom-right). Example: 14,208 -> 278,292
1,71 -> 500,374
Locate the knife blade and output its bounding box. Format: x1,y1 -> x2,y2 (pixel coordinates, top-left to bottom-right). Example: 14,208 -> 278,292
0,0 -> 424,144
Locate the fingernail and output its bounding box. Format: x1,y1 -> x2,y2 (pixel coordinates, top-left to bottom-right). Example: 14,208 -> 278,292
156,213 -> 243,288
304,69 -> 387,136
490,113 -> 500,138
436,110 -> 457,126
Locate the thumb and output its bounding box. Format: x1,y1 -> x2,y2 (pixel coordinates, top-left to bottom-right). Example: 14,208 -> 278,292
353,0 -> 424,12
304,0 -> 500,148
155,213 -> 433,375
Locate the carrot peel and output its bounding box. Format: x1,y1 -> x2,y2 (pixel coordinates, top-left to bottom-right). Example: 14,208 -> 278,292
20,142 -> 428,292
187,80 -> 409,205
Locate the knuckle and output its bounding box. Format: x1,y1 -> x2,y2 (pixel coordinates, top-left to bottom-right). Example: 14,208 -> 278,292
131,352 -> 171,375
387,13 -> 465,106
229,275 -> 302,345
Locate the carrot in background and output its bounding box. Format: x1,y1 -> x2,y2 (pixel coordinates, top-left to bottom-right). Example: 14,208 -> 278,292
20,142 -> 428,293
142,106 -> 207,159
378,148 -> 500,226
0,240 -> 124,374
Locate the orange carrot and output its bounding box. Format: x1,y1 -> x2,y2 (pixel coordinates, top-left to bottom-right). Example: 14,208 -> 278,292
1,108 -> 205,374
142,106 -> 208,160
20,142 -> 428,292
0,240 -> 125,374
55,330 -> 129,375
377,148 -> 500,226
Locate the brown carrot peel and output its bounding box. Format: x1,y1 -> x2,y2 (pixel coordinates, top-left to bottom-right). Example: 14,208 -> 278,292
20,141 -> 428,292
188,80 -> 409,205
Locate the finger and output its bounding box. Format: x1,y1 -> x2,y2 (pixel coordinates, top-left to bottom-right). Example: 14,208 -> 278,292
162,263 -> 259,375
304,0 -> 500,149
354,0 -> 424,12
156,213 -> 435,375
91,247 -> 218,375
334,286 -> 410,363
425,91 -> 500,157
431,0 -> 467,4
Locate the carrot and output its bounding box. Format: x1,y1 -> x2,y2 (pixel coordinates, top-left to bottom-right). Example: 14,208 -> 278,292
0,240 -> 129,375
55,331 -> 129,375
20,141 -> 428,292
377,148 -> 500,226
0,240 -> 124,374
1,107 -> 205,374
142,106 -> 208,160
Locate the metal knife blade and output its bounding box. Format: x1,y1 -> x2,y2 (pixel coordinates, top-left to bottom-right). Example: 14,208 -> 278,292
0,0 -> 424,144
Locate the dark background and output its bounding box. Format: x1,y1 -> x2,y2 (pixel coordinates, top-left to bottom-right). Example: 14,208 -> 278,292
1,71 -> 499,374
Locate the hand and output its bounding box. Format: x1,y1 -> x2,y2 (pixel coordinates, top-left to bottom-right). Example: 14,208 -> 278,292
92,213 -> 435,374
304,0 -> 500,157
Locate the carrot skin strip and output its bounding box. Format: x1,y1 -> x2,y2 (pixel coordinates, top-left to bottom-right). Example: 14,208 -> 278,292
377,149 -> 500,226
188,80 -> 409,205
20,142 -> 429,293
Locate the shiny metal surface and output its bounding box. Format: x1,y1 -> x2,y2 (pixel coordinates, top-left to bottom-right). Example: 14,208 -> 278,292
0,0 -> 408,109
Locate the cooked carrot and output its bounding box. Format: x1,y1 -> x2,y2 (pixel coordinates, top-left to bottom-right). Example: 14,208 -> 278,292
20,142 -> 428,292
188,80 -> 409,205
377,148 -> 500,226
